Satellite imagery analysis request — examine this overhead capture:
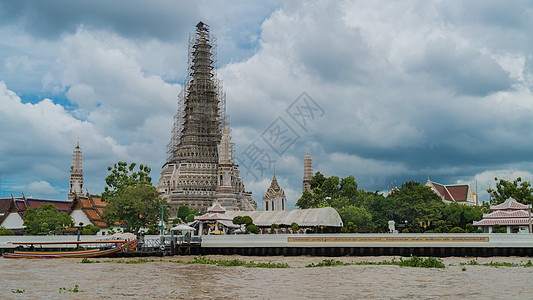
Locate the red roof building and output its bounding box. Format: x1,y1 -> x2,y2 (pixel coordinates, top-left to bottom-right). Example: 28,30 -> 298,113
1,192 -> 111,235
0,197 -> 24,234
68,193 -> 108,228
425,179 -> 478,206
474,198 -> 532,233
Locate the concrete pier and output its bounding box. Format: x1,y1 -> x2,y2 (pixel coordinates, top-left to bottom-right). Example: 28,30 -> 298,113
2,234 -> 533,257
200,234 -> 533,257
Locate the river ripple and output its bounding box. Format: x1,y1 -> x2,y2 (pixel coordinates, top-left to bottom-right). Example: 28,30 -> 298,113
2,255 -> 533,299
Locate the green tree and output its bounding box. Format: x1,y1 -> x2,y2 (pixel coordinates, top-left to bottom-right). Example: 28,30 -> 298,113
102,161 -> 152,201
232,216 -> 243,225
450,227 -> 465,233
0,226 -> 14,236
177,206 -> 191,222
340,175 -> 358,199
291,222 -> 300,232
309,171 -> 326,190
270,223 -> 280,234
487,177 -> 533,205
246,224 -> 260,234
337,205 -> 372,231
102,185 -> 166,234
387,181 -> 445,233
241,216 -> 253,226
185,214 -> 196,223
296,190 -> 317,209
340,221 -> 357,233
22,204 -> 74,235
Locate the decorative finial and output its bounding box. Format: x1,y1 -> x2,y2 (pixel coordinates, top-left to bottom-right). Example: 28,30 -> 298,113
76,137 -> 79,148
273,161 -> 276,180
306,146 -> 309,155
224,127 -> 227,134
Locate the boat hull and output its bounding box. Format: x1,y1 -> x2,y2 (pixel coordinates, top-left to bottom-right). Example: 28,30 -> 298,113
3,240 -> 136,259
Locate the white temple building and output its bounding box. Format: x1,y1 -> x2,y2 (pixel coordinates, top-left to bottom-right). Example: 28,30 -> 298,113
474,198 -> 532,233
263,169 -> 287,211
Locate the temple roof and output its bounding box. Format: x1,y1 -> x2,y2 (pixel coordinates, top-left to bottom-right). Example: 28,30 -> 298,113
0,198 -> 12,214
71,194 -> 108,228
491,198 -> 529,211
15,197 -> 71,213
207,201 -> 226,213
426,180 -> 470,202
264,172 -> 285,199
474,218 -> 532,226
483,210 -> 530,219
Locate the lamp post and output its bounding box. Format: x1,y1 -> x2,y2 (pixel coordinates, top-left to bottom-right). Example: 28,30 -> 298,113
160,204 -> 168,235
420,220 -> 430,233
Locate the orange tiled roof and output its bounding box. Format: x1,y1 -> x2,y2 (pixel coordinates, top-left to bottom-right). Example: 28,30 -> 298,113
90,196 -> 106,207
80,198 -> 92,208
84,209 -> 100,220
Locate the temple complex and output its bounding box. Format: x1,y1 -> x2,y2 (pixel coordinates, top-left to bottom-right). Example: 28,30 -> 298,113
302,147 -> 313,193
157,22 -> 256,216
68,139 -> 83,200
263,168 -> 287,211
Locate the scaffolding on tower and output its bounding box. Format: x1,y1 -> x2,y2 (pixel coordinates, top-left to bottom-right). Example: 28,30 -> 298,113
166,22 -> 228,161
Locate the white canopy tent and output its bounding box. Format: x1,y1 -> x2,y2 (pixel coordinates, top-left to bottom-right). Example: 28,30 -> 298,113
225,207 -> 343,228
171,224 -> 196,232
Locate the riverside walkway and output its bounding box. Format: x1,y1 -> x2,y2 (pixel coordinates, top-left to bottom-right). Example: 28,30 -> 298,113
200,233 -> 533,257
2,234 -> 533,257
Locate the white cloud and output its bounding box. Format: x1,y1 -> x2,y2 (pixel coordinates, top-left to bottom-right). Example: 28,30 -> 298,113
2,1 -> 533,206
26,181 -> 59,197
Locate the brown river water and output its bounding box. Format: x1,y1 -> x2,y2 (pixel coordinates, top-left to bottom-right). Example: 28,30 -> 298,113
2,255 -> 533,299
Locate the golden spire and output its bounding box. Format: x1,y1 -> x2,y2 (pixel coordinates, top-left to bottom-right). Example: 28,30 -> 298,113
76,137 -> 80,148
306,146 -> 309,155
273,161 -> 276,180
224,127 -> 227,134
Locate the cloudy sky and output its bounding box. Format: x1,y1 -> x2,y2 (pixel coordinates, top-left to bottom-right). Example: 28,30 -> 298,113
1,0 -> 532,208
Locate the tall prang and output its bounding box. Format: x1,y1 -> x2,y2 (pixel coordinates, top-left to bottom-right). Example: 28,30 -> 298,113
158,22 -> 256,216
302,147 -> 313,193
68,139 -> 83,200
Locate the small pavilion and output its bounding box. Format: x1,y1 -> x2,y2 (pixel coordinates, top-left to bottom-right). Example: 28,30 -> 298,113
474,198 -> 532,233
193,202 -> 239,236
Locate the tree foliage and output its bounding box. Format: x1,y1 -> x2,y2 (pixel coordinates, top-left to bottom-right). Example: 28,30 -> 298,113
296,172 -> 484,233
23,204 -> 74,235
246,224 -> 260,234
291,222 -> 300,232
102,161 -> 152,201
177,206 -> 191,222
102,184 -> 166,234
487,177 -> 533,205
0,226 -> 14,236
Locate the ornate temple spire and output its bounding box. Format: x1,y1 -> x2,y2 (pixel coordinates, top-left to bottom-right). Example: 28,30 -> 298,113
158,22 -> 256,213
69,140 -> 83,200
263,168 -> 286,211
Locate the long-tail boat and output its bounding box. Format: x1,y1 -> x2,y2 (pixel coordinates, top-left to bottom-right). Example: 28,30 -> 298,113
2,239 -> 136,259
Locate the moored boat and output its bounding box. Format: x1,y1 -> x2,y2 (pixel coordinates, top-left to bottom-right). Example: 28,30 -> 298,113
2,240 -> 136,259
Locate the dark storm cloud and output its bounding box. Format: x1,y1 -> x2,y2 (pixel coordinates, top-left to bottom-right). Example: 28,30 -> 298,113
407,39 -> 512,96
0,0 -> 198,41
